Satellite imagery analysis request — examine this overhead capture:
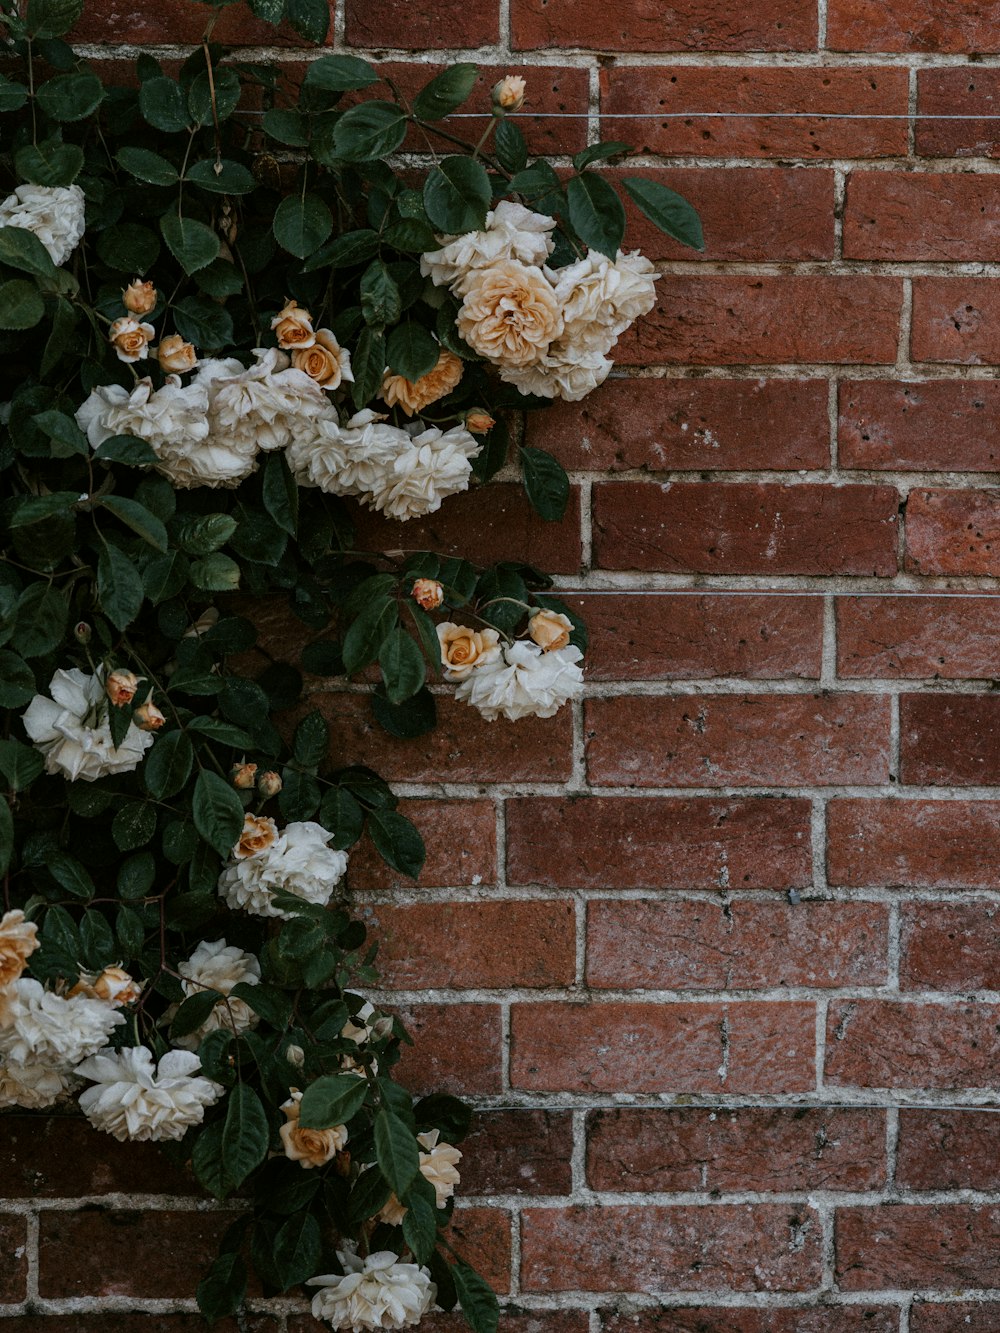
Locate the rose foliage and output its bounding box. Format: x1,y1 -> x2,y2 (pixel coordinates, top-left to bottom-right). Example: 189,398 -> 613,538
0,0 -> 702,1325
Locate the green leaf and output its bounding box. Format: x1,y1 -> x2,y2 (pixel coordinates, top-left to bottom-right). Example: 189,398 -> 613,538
263,108 -> 308,146
378,629 -> 426,704
174,512 -> 237,555
402,1190 -> 439,1264
41,296 -> 77,374
520,446 -> 569,522
116,146 -> 179,186
115,904 -> 145,956
348,1160 -> 392,1224
14,140 -> 84,186
318,786 -> 364,850
112,801 -> 156,852
304,54 -> 377,92
360,260 -> 401,328
172,294 -> 234,350
622,175 -> 704,252
0,739 -> 44,790
48,851 -> 95,900
271,1213 -> 322,1291
9,492 -> 79,528
452,1261 -> 500,1333
306,228 -> 379,271
566,172 -> 626,260
186,717 -> 254,747
95,436 -> 158,467
273,193 -> 333,259
189,553 -> 241,592
495,116 -> 528,173
573,141 -> 632,170
350,326 -> 386,409
384,217 -> 438,253
293,709 -> 329,768
0,280 -> 44,331
187,66 -> 241,126
0,226 -> 57,278
0,798 -> 13,878
423,156 -> 491,234
262,452 -> 298,536
100,495 -> 168,551
412,64 -> 478,121
372,685 -> 436,740
160,214 -> 220,275
36,71 -> 103,121
342,597 -> 397,674
95,222 -> 160,274
30,410 -> 86,455
185,158 -> 256,195
142,550 -> 188,603
298,1073 -> 369,1129
138,77 -> 190,132
333,101 -> 408,162
26,0 -> 83,39
193,769 -> 244,857
286,0 -> 329,42
385,322 -> 440,381
97,543 -> 144,630
143,729 -> 194,800
374,1108 -> 419,1196
0,652 -> 35,708
169,988 -> 220,1040
196,1250 -> 247,1322
0,77 -> 29,113
14,583 -> 68,657
471,416 -> 508,483
367,808 -> 425,880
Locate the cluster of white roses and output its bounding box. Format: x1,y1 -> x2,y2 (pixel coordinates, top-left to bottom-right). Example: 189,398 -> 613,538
310,1250 -> 437,1332
0,182 -> 86,267
421,200 -> 658,402
218,813 -> 349,918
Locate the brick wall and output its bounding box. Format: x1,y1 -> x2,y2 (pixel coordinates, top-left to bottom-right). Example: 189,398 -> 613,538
6,0 -> 1000,1328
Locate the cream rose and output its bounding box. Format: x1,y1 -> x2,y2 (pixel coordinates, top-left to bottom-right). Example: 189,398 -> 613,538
69,966 -> 143,1006
411,578 -> 443,611
493,75 -> 526,111
308,1250 -> 436,1332
291,329 -> 354,389
465,408 -> 495,434
528,608 -> 573,652
436,622 -> 502,681
279,1088 -> 349,1168
0,911 -> 38,989
271,299 -> 315,350
109,316 -> 155,364
123,279 -> 157,315
381,349 -> 463,417
157,335 -> 198,373
106,669 -> 140,707
236,814 -> 278,859
417,1128 -> 462,1208
457,260 -> 562,368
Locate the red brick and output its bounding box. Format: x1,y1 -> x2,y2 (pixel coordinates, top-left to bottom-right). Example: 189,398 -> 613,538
906,487 -> 1000,575
531,379 -> 830,474
601,1311 -> 897,1333
836,1205 -> 1000,1289
600,67 -> 909,159
844,171 -> 1000,261
423,1316 -> 588,1333
900,694 -> 1000,785
445,1207 -> 511,1294
71,0 -> 298,43
898,1109 -> 1000,1190
511,1001 -> 815,1093
586,1107 -> 886,1192
521,1204 -> 823,1292
347,800 -> 496,891
825,1000 -> 1000,1089
910,1306 -> 1000,1333
460,1110 -> 574,1195
506,796 -> 812,890
592,482 -> 900,576
586,900 -> 889,990
828,798 -> 1000,888
0,1320 -> 267,1333
616,277 -> 903,367
511,0 -> 816,50
345,0 -> 498,47
37,1209 -> 242,1298
585,693 -> 891,787
911,280 -> 1000,366
364,900 -> 576,988
829,0 -> 1000,52
836,595 -> 1000,679
350,484 -> 582,576
307,693 -> 573,784
839,379 -> 1000,471
917,69 -> 1000,158
900,902 -> 1000,991
391,1002 -> 503,1095
0,1116 -> 196,1197
563,594 -> 823,682
0,1214 -> 26,1303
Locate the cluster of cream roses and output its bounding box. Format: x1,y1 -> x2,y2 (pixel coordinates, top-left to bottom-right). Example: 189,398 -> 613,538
422,200 -> 658,402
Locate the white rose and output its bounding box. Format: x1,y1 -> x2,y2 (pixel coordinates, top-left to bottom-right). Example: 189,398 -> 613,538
365,424 -> 481,521
169,939 -> 261,1050
500,346 -> 612,402
22,668 -> 155,782
308,1250 -> 436,1332
218,820 -> 348,919
416,1128 -> 462,1208
0,183 -> 86,266
0,978 -> 125,1068
205,346 -> 333,454
551,248 -> 658,341
454,639 -> 584,721
0,1055 -> 75,1109
288,410 -> 405,497
0,908 -> 38,988
420,200 -> 556,294
76,1045 -> 223,1142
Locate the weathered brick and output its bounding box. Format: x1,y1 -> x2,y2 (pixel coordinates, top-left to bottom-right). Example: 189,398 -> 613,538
0,1116 -> 195,1197
898,1109 -> 1000,1190
390,1002 -> 503,1095
423,1315 -> 589,1333
460,1110 -> 574,1195
845,170 -> 1000,261
592,482 -> 900,576
828,798 -> 1000,888
531,379 -> 830,474
616,277 -> 903,366
71,0 -> 297,43
825,1000 -> 1000,1089
600,1311 -> 897,1333
600,67 -> 909,159
910,1306 -> 1000,1333
521,1204 -> 823,1292
0,1320 -> 269,1333
836,594 -> 1000,679
836,1205 -> 1000,1289
344,0 -> 498,47
839,379 -> 1000,471
911,279 -> 1000,366
562,594 -> 823,682
917,68 -> 1000,158
900,902 -> 1000,991
900,694 -> 1000,785
363,899 -> 576,988
586,900 -> 889,990
511,0 -> 817,51
511,1001 -> 815,1093
586,1107 -> 886,1193
347,799 -> 496,891
829,0 -> 1000,52
306,693 -> 573,784
506,797 -> 812,890
0,1213 -> 26,1303
585,693 -> 891,787
445,1207 -> 512,1293
905,487 -> 1000,576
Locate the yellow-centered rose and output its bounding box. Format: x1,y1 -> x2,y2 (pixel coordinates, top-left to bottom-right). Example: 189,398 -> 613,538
122,279 -> 156,315
457,261 -> 562,368
291,328 -> 352,388
529,609 -> 573,652
382,349 -> 464,416
109,317 -> 154,363
436,622 -> 501,681
157,334 -> 197,373
271,298 -> 315,350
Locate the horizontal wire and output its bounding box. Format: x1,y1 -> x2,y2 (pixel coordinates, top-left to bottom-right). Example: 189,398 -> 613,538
555,589 -> 1000,598
455,111 -> 1000,121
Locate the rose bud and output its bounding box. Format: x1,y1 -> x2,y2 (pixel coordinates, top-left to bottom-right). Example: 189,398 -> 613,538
285,1043 -> 305,1068
529,608 -> 573,653
257,770 -> 283,800
109,316 -> 155,364
106,669 -> 140,707
133,700 -> 166,731
465,408 -> 496,435
73,621 -> 92,644
492,75 -> 526,112
156,334 -> 197,374
412,578 -> 444,611
122,279 -> 157,316
270,298 -> 315,350
231,760 -> 258,789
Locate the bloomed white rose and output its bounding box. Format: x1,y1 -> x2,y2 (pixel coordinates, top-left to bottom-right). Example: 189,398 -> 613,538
0,183 -> 86,266
455,639 -> 584,722
365,424 -> 481,521
170,938 -> 262,1050
76,1045 -> 223,1142
420,200 -> 556,294
500,347 -> 613,402
206,346 -> 333,453
0,1055 -> 75,1110
0,978 -> 125,1068
218,820 -> 349,919
22,668 -> 155,782
288,410 -> 407,497
308,1250 -> 436,1332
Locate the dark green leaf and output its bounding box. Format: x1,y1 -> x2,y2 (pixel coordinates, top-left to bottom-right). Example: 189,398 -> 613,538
360,260 -> 402,328
342,597 -> 397,674
378,629 -> 426,704
304,54 -> 377,91
95,223 -> 160,274
186,717 -> 254,748
26,0 -> 83,40
185,158 -> 256,195
193,769 -> 244,857
0,799 -> 13,878
14,583 -> 68,657
298,1073 -> 369,1129
263,108 -> 308,146
0,739 -> 44,790
520,445 -> 569,521
293,709 -> 329,769
622,175 -> 704,251
95,436 -> 158,467
566,172 -> 626,260
142,550 -> 188,603
573,141 -> 632,170
414,1092 -> 473,1140
36,71 -> 103,121
100,495 -> 168,551
143,729 -> 194,800
138,77 -> 190,132
30,410 -> 86,455
172,293 -> 234,349
97,543 -> 145,630
385,322 -> 440,381
348,1160 -> 392,1224
0,226 -> 57,278
273,193 -> 333,258
349,326 -> 386,409
318,786 -> 364,849
286,0 -> 329,42
372,685 -> 436,739
452,1261 -> 500,1333
374,1107 -> 419,1196
220,1083 -> 270,1192
187,66 -> 241,125
160,214 -> 220,275
111,801 -> 157,852
41,296 -> 77,375
189,553 -> 241,592
412,64 -> 478,120
0,280 -> 44,331
402,1190 -> 438,1264
384,218 -> 438,253
14,140 -> 84,187
305,228 -> 379,272
169,988 -> 220,1040
367,808 -> 425,880
333,101 -> 408,162
48,851 -> 95,900
0,78 -> 28,113
262,452 -> 298,536
271,1213 -> 322,1291
196,1250 -> 246,1321
0,652 -> 34,708
115,905 -> 145,955
116,146 -> 179,186
423,156 -> 491,234
495,117 -> 528,174
9,492 -> 78,528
